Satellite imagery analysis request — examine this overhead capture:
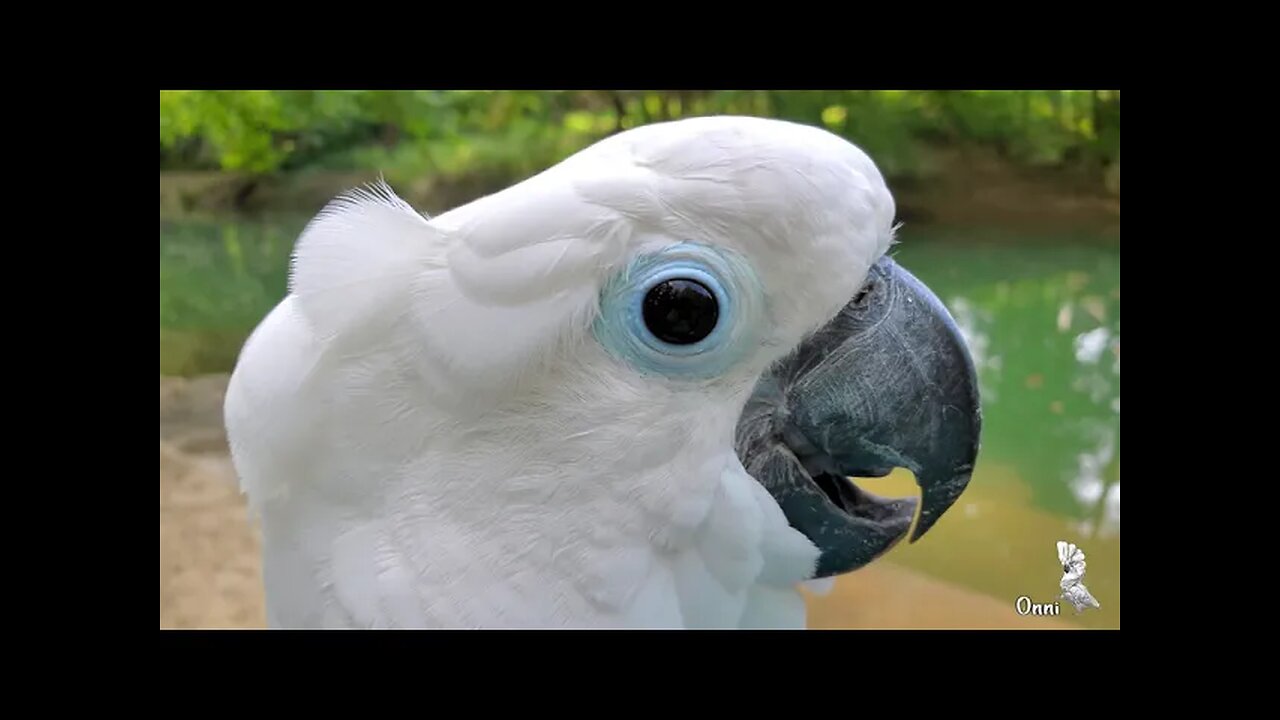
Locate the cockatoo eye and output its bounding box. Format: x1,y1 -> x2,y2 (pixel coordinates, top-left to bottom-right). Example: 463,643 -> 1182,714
594,242 -> 765,380
642,279 -> 719,345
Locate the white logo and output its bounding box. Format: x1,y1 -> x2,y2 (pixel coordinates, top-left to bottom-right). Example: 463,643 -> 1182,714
1056,540 -> 1101,614
1014,540 -> 1102,617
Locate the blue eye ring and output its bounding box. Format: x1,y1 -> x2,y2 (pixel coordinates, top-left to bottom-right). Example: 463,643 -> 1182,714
594,242 -> 764,380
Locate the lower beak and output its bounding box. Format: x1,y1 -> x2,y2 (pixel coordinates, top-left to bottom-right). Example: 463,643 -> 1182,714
736,256 -> 982,578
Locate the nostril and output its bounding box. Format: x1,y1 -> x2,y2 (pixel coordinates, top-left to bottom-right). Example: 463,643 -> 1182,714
852,282 -> 876,306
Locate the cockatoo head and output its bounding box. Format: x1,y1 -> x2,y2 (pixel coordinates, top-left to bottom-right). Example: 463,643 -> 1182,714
238,115 -> 981,614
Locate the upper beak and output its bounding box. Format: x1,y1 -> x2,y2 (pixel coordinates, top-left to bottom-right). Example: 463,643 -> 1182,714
736,256 -> 982,578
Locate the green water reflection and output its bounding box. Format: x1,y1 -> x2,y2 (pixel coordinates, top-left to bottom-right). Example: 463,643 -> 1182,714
881,230 -> 1120,628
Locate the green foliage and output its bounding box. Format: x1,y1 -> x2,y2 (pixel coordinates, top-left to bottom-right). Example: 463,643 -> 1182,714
160,90 -> 1120,183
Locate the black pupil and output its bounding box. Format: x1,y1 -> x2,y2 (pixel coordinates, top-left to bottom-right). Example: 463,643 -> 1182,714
643,279 -> 719,345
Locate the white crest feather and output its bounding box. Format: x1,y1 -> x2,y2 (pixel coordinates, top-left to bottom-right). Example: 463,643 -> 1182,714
289,179 -> 441,345
1057,540 -> 1086,575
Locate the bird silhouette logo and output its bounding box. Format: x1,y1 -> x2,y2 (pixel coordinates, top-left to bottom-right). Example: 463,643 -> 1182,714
1056,540 -> 1101,614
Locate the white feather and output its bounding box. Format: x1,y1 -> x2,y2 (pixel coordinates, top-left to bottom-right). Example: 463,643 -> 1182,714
801,578 -> 837,596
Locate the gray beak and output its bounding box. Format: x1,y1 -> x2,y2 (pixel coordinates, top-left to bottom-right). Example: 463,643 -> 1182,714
736,256 -> 982,578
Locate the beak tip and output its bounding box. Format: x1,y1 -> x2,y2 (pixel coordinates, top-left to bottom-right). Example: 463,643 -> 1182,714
909,466 -> 975,542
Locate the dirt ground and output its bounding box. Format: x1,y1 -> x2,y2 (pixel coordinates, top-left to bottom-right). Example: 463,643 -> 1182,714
160,375 -> 1075,630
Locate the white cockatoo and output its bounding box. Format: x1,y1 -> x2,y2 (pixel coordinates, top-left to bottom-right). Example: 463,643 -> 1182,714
1057,541 -> 1100,613
224,115 -> 981,629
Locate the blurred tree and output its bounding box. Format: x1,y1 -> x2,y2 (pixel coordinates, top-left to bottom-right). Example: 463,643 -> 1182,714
160,90 -> 1120,187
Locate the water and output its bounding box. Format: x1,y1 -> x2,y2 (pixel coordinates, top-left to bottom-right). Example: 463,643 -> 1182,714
873,229 -> 1119,628
160,215 -> 1120,629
